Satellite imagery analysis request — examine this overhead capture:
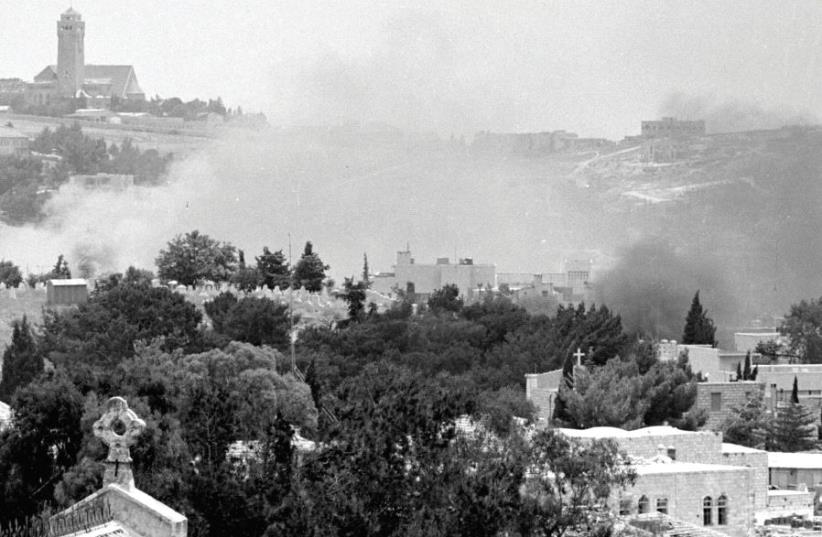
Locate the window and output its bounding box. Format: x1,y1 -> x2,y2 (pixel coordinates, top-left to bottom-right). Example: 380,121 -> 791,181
638,495 -> 650,514
619,499 -> 632,516
710,392 -> 722,411
703,496 -> 713,526
667,447 -> 676,460
656,497 -> 668,514
717,495 -> 728,525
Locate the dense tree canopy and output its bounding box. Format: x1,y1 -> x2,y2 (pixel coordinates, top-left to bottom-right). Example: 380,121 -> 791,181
292,242 -> 328,292
0,250 -> 678,535
781,297 -> 822,363
0,260 -> 22,288
156,230 -> 238,286
257,247 -> 292,290
0,316 -> 41,401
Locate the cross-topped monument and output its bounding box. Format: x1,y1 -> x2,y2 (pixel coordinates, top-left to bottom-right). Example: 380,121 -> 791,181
573,347 -> 585,366
93,396 -> 146,489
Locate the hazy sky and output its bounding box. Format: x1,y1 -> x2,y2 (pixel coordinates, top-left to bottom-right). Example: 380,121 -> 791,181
3,1 -> 822,138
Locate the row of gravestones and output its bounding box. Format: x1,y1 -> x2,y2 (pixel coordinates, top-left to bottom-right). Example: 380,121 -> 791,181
0,282 -> 49,300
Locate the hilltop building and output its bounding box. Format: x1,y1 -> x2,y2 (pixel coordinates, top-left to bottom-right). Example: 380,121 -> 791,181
472,130 -> 613,156
371,248 -> 495,301
25,8 -> 144,107
498,257 -> 593,309
69,173 -> 134,191
0,125 -> 30,156
641,117 -> 706,138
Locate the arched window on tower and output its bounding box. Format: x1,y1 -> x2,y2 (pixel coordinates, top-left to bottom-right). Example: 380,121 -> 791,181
703,496 -> 713,526
638,495 -> 650,514
717,495 -> 728,525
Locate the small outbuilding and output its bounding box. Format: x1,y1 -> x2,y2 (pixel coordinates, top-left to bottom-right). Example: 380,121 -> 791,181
46,278 -> 89,306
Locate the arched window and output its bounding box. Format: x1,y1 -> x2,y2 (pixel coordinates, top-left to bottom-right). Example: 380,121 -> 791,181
638,495 -> 650,514
717,495 -> 728,525
703,496 -> 713,526
656,497 -> 668,514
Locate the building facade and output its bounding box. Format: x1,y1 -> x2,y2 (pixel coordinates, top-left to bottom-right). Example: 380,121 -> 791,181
558,425 -> 815,535
641,117 -> 706,138
25,9 -> 144,107
0,126 -> 30,156
372,248 -> 495,301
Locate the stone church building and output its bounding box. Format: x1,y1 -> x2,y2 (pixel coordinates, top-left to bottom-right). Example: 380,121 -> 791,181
25,8 -> 145,107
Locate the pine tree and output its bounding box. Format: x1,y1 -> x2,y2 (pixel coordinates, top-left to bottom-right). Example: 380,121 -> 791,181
292,241 -> 329,292
721,391 -> 772,449
0,316 -> 42,400
770,402 -> 817,451
682,291 -> 717,346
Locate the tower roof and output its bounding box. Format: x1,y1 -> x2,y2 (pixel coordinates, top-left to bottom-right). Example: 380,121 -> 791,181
61,7 -> 81,19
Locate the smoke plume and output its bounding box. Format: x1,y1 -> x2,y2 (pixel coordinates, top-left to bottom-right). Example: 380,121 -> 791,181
659,93 -> 817,133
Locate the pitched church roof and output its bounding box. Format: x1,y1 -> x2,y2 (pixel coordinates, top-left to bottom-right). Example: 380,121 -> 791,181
31,65 -> 143,98
84,65 -> 143,98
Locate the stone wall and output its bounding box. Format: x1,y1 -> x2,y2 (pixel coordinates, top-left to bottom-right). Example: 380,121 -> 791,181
618,464 -> 753,537
695,381 -> 763,430
721,447 -> 768,510
764,490 -> 814,521
525,370 -> 562,422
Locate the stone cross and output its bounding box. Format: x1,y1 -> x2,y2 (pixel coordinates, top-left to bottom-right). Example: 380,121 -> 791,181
93,396 -> 146,489
573,348 -> 585,366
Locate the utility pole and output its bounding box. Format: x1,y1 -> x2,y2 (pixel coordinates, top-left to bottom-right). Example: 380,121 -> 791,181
289,233 -> 296,374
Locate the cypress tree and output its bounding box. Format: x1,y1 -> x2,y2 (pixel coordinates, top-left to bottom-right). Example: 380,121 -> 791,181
0,316 -> 42,400
736,362 -> 743,381
682,291 -> 717,346
553,353 -> 576,424
792,375 -> 800,404
362,253 -> 370,288
743,351 -> 752,380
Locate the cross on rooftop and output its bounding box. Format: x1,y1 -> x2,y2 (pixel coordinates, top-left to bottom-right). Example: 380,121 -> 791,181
573,347 -> 585,366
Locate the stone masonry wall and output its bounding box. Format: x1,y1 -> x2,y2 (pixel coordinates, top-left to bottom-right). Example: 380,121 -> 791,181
695,382 -> 763,431
618,467 -> 753,537
525,370 -> 562,422
721,450 -> 768,511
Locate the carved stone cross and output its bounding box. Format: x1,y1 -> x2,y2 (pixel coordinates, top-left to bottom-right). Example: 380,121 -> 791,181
573,347 -> 585,366
93,396 -> 146,488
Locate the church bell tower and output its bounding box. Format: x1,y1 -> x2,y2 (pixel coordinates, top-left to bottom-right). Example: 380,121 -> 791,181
56,7 -> 85,98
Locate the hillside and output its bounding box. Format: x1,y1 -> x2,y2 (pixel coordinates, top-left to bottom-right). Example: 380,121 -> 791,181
1,123 -> 821,341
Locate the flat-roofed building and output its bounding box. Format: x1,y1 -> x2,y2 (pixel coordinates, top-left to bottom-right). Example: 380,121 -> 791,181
47,278 -> 89,306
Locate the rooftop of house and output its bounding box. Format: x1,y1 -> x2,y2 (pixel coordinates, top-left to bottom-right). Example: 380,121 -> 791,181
0,126 -> 28,139
49,279 -> 89,287
559,425 -> 712,439
768,452 -> 822,469
721,442 -> 765,454
633,460 -> 747,475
